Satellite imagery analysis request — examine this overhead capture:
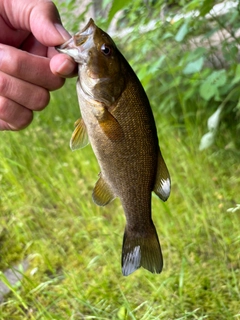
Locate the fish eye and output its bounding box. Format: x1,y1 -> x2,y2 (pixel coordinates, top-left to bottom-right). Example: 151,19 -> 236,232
101,44 -> 111,56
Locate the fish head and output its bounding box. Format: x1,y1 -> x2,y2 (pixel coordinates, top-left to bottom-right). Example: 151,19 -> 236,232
56,19 -> 95,65
56,19 -> 125,105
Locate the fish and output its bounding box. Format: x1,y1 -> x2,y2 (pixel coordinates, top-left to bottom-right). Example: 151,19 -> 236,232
56,18 -> 171,276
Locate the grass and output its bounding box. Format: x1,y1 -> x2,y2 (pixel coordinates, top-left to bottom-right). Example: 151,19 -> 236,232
0,78 -> 239,319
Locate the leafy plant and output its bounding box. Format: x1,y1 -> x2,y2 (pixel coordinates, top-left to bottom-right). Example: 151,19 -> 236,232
56,0 -> 240,150
85,0 -> 240,150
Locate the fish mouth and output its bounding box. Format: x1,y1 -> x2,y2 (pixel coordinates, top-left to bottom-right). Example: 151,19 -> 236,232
55,18 -> 96,63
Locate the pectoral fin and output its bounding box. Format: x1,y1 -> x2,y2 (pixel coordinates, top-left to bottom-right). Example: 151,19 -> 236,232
92,174 -> 115,206
70,118 -> 89,151
153,151 -> 171,201
92,104 -> 124,141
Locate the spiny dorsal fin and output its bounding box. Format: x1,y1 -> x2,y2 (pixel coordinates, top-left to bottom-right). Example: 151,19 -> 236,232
92,174 -> 115,206
70,118 -> 89,151
153,151 -> 171,201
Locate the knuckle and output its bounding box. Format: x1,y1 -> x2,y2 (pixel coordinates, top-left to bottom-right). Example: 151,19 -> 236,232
7,57 -> 21,75
0,47 -> 21,75
0,96 -> 33,130
33,89 -> 50,111
17,111 -> 33,130
11,110 -> 33,130
0,96 -> 9,114
0,73 -> 8,95
49,77 -> 65,91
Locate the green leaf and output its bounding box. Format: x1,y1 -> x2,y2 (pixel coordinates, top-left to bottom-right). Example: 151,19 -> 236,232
200,0 -> 215,16
199,105 -> 223,151
188,47 -> 207,60
183,57 -> 204,74
232,64 -> 240,85
210,70 -> 227,87
200,70 -> 227,100
199,82 -> 216,101
175,20 -> 189,42
207,106 -> 223,131
149,55 -> 166,74
108,0 -> 131,22
162,32 -> 173,40
199,131 -> 215,151
117,306 -> 127,319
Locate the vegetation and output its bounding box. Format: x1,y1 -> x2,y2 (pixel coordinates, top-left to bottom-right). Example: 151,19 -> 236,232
0,0 -> 240,319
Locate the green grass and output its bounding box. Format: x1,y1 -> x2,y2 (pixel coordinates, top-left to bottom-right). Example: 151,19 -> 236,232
0,79 -> 239,319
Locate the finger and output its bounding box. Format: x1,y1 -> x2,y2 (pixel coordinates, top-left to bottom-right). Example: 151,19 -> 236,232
0,15 -> 29,47
0,71 -> 50,111
3,0 -> 71,46
0,96 -> 33,130
50,53 -> 78,78
30,1 -> 71,45
0,44 -> 65,91
20,33 -> 48,57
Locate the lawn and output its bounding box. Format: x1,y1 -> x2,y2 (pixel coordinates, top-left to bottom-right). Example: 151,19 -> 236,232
0,78 -> 239,319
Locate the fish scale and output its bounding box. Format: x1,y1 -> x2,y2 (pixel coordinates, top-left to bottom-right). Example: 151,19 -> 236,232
56,18 -> 171,276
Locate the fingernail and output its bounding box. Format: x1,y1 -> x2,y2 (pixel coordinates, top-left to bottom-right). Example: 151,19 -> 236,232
54,23 -> 71,41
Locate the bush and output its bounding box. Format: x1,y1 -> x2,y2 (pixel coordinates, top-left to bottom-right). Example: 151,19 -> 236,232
57,0 -> 240,150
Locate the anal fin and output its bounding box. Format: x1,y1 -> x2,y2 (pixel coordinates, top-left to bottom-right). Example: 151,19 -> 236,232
153,151 -> 171,201
92,174 -> 115,206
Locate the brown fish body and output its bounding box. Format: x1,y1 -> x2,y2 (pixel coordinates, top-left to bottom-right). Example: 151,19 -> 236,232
56,19 -> 171,276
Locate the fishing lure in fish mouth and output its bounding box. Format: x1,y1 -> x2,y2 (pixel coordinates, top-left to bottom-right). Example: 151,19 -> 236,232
56,18 -> 171,276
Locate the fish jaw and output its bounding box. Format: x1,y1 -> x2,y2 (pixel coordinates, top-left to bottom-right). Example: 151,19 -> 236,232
55,19 -> 96,64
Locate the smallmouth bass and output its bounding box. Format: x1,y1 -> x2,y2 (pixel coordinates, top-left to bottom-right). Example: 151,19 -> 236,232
56,19 -> 171,276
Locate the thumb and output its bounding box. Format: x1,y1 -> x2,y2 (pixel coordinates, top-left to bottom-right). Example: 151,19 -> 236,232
3,0 -> 70,46
29,1 -> 71,46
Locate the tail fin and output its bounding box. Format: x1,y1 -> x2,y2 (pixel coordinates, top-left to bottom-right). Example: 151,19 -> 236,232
121,223 -> 163,276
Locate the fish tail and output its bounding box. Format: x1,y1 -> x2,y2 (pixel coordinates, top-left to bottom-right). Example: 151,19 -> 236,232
121,222 -> 163,276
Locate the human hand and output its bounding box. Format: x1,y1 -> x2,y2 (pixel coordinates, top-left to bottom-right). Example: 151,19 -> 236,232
0,0 -> 77,131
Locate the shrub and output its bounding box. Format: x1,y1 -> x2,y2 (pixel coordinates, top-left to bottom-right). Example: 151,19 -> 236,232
57,0 -> 240,150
